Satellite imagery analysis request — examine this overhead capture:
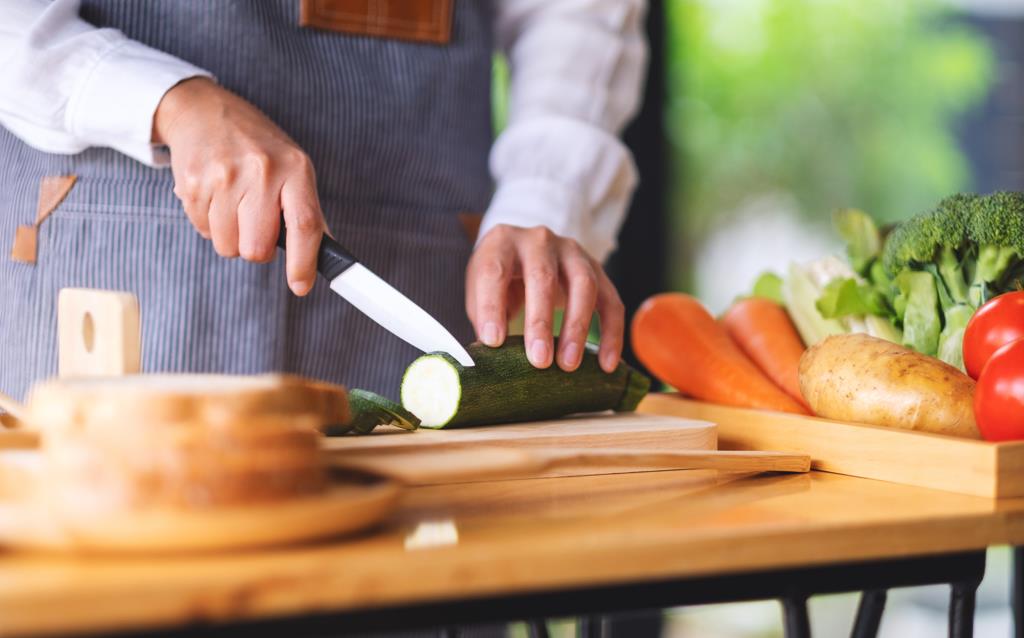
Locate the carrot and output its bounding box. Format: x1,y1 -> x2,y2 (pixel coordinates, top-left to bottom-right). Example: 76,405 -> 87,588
721,298 -> 811,411
631,293 -> 810,414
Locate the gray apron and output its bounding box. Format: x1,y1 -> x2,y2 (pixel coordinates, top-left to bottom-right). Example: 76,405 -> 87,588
0,0 -> 494,400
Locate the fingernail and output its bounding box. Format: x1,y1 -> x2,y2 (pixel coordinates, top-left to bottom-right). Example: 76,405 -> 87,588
562,342 -> 581,369
601,351 -> 619,372
530,339 -> 550,367
290,279 -> 312,296
482,322 -> 500,346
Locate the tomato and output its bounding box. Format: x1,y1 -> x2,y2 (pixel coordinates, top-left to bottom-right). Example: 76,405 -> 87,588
963,291 -> 1024,379
975,338 -> 1024,441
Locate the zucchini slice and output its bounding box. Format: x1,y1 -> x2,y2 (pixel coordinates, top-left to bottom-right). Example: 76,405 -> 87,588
327,389 -> 420,435
401,336 -> 650,428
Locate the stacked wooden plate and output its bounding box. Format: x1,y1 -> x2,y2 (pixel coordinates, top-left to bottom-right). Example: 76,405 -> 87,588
0,375 -> 400,553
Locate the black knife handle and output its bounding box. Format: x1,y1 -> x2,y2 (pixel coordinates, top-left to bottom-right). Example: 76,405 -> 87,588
276,220 -> 358,281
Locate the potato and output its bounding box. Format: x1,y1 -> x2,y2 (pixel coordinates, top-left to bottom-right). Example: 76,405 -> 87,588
799,333 -> 979,438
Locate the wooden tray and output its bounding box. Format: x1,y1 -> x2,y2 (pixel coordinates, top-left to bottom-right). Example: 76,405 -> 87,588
639,393 -> 1024,499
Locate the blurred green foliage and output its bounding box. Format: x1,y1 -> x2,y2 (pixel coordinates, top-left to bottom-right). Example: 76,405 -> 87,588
492,54 -> 510,134
666,0 -> 995,240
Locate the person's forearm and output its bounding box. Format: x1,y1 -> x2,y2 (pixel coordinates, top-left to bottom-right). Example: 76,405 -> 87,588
484,0 -> 649,263
463,0 -> 648,372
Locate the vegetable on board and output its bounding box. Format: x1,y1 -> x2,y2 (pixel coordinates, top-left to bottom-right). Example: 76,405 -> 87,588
326,389 -> 420,435
799,333 -> 979,439
962,291 -> 1024,380
760,193 -> 1024,372
780,262 -> 847,347
879,191 -> 1024,369
721,298 -> 810,410
779,253 -> 901,349
400,336 -> 650,429
974,338 -> 1024,441
631,293 -> 810,415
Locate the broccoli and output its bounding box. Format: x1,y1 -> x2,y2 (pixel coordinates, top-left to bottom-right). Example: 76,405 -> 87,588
967,191 -> 1024,304
883,193 -> 975,307
879,191 -> 1024,369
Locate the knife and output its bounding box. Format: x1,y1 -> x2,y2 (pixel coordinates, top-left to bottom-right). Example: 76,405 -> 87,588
277,224 -> 474,367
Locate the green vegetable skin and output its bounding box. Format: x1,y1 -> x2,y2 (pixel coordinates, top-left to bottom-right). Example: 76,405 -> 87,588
400,336 -> 651,429
326,389 -> 420,435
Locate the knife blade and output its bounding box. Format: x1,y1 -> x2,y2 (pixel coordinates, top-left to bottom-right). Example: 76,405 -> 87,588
277,224 -> 475,367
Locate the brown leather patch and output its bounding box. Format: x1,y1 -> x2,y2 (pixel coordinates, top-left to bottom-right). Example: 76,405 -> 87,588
11,175 -> 77,265
10,226 -> 37,264
457,212 -> 482,243
299,0 -> 453,45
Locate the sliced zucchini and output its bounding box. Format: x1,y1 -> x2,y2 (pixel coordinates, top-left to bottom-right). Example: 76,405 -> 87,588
401,336 -> 650,428
325,389 -> 419,436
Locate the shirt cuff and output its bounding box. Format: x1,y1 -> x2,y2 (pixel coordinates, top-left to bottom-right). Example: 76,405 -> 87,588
480,176 -> 600,255
66,39 -> 213,167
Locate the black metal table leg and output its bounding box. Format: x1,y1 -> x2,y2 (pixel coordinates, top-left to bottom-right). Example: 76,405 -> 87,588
1014,547 -> 1024,638
602,611 -> 663,637
782,595 -> 811,638
949,579 -> 981,638
850,589 -> 887,638
578,616 -> 602,638
526,620 -> 550,638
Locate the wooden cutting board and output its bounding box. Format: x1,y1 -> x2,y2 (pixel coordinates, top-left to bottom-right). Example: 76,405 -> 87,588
324,412 -> 717,479
330,447 -> 809,485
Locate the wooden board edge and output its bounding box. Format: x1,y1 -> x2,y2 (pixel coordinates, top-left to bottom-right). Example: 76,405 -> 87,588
324,413 -> 718,454
639,394 -> 1004,498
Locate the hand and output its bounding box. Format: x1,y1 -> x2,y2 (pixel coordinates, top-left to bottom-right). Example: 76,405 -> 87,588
153,78 -> 325,296
466,224 -> 625,373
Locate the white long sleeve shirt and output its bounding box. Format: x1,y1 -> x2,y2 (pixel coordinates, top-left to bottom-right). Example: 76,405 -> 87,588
0,0 -> 647,262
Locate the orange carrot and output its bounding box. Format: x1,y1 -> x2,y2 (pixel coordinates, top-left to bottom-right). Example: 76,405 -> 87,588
721,298 -> 810,411
631,293 -> 810,414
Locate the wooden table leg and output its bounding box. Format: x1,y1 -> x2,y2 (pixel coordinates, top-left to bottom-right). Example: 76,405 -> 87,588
850,589 -> 887,638
949,579 -> 980,638
782,595 -> 811,638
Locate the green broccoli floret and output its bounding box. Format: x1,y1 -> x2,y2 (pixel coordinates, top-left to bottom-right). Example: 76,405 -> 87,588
882,212 -> 943,274
882,194 -> 974,267
882,193 -> 975,306
967,191 -> 1024,305
879,191 -> 1024,369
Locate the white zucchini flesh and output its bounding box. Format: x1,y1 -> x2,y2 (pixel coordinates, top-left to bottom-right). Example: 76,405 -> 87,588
400,355 -> 461,428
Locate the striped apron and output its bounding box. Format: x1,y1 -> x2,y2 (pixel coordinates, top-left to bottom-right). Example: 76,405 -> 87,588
0,0 -> 494,401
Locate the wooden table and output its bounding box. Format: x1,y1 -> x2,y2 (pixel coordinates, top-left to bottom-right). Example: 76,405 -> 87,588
3,468 -> 1022,638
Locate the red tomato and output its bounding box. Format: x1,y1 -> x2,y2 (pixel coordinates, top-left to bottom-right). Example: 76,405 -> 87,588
963,291 -> 1024,379
975,338 -> 1024,441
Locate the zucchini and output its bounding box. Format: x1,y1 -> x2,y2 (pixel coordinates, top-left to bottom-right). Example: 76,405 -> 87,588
325,389 -> 420,436
400,336 -> 650,428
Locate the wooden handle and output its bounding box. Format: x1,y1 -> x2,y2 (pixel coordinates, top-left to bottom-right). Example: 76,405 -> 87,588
536,449 -> 811,474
